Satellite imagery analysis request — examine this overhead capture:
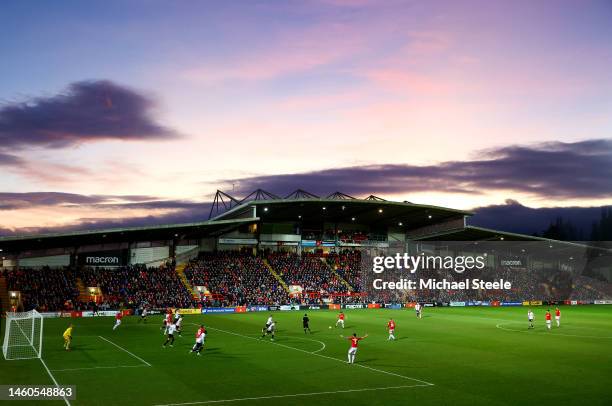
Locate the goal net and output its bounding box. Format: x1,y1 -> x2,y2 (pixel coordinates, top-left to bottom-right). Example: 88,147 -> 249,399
2,310 -> 44,360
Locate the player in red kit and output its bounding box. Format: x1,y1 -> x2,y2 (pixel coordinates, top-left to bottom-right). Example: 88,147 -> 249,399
191,325 -> 206,356
545,309 -> 552,330
341,333 -> 368,364
113,311 -> 123,331
162,310 -> 173,335
387,318 -> 396,341
335,312 -> 345,329
555,307 -> 561,327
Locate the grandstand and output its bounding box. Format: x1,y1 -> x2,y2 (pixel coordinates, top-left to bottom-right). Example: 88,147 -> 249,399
1,189 -> 611,312
2,189 -> 612,406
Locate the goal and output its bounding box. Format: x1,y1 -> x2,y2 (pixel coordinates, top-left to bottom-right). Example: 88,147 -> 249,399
2,310 -> 44,360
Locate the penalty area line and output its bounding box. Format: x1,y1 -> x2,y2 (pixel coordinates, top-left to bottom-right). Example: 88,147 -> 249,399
191,323 -> 434,387
98,335 -> 152,366
153,384 -> 430,405
51,364 -> 149,372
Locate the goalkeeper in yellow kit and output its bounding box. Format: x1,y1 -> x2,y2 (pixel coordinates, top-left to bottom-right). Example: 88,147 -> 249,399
63,324 -> 73,351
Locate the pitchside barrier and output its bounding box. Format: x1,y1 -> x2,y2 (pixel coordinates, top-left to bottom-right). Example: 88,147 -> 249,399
11,300 -> 610,319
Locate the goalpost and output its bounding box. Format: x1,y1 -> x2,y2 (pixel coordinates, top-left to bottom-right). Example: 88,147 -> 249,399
2,310 -> 44,360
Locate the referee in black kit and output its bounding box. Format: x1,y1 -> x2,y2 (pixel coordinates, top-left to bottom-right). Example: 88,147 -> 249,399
303,313 -> 311,334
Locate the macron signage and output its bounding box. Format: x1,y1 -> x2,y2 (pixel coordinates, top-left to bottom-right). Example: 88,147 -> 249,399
86,256 -> 119,265
78,251 -> 125,266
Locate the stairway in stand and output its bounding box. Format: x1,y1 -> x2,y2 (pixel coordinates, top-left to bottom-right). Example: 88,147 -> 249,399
319,257 -> 354,291
262,259 -> 290,293
76,278 -> 92,303
176,263 -> 199,300
0,273 -> 9,313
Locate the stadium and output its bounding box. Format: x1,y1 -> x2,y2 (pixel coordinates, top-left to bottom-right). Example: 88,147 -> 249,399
1,188 -> 611,405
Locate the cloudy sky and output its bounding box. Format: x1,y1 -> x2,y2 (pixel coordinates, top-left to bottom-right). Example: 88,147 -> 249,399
1,0 -> 611,234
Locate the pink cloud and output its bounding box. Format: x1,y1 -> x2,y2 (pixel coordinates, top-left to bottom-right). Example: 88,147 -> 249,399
181,20 -> 379,84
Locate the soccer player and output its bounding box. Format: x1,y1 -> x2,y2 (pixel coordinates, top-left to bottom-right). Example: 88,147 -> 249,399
341,333 -> 368,364
387,318 -> 396,341
139,306 -> 148,323
415,303 -> 422,319
261,320 -> 276,341
191,325 -> 206,356
163,323 -> 177,347
545,309 -> 552,330
528,309 -> 535,329
303,313 -> 311,334
555,307 -> 561,327
175,314 -> 183,336
162,310 -> 172,335
262,315 -> 273,335
335,312 -> 345,328
113,311 -> 123,330
63,324 -> 73,351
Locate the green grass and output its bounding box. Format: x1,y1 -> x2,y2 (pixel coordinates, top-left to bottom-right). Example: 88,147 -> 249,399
2,306 -> 612,406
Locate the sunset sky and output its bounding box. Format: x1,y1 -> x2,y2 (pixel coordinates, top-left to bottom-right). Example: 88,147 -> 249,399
1,0 -> 611,234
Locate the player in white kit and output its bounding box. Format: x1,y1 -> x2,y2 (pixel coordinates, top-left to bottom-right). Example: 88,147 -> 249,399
175,314 -> 183,336
163,323 -> 177,347
261,320 -> 276,341
415,303 -> 422,319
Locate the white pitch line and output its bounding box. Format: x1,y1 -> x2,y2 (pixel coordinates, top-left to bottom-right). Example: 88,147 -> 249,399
153,384 -> 430,406
98,335 -> 152,366
291,336 -> 326,354
193,323 -> 434,387
40,358 -> 71,406
10,317 -> 71,405
495,323 -> 612,339
51,364 -> 149,372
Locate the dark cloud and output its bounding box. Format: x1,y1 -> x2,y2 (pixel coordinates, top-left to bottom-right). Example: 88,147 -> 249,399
470,199 -> 609,237
0,203 -> 212,237
226,139 -> 612,200
0,192 -> 111,209
0,80 -> 178,149
0,192 -> 211,236
0,152 -> 25,166
0,192 -> 186,210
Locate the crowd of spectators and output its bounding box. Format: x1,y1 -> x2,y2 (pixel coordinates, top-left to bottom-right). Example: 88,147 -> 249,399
268,252 -> 348,294
301,229 -> 385,244
184,251 -> 288,307
4,250 -> 612,310
4,267 -> 79,311
326,250 -> 364,291
79,263 -> 196,309
368,265 -> 580,304
569,275 -> 612,300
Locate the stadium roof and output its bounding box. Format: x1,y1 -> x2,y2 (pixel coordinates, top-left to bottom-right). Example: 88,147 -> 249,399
210,189 -> 471,230
412,225 -> 610,252
2,188 -> 585,254
0,217 -> 257,252
413,225 -> 543,241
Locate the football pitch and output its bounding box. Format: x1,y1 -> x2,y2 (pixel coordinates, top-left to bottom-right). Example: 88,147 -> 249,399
2,306 -> 611,406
